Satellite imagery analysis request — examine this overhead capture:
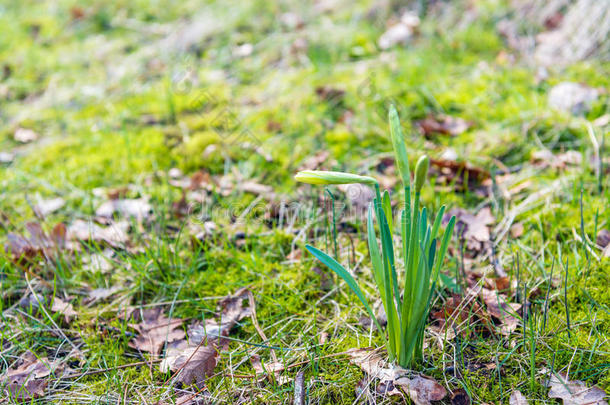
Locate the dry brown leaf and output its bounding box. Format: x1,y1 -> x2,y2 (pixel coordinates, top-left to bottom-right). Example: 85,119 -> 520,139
129,308 -> 185,355
85,286 -> 121,304
510,390 -> 528,404
298,151 -> 330,171
532,150 -> 582,170
96,198 -> 152,221
478,286 -> 521,335
0,151 -> 15,163
34,197 -> 65,218
548,372 -> 608,405
67,219 -> 128,246
237,181 -> 274,196
446,207 -> 495,254
378,12 -> 419,49
596,229 -> 610,248
250,354 -> 290,385
51,297 -> 77,323
348,348 -> 446,404
187,288 -> 253,349
5,222 -> 68,262
548,82 -> 598,115
451,388 -> 471,405
418,115 -> 471,137
510,223 -> 524,238
160,341 -> 218,389
1,351 -> 52,402
430,158 -> 490,195
14,127 -> 38,143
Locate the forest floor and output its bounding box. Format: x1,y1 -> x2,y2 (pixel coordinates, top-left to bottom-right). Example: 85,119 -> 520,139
0,0 -> 609,403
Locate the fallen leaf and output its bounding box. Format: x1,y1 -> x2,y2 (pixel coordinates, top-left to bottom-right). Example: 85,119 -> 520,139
418,115 -> 471,137
85,286 -> 122,304
189,287 -> 252,344
445,207 -> 495,254
96,198 -> 152,221
596,229 -> 610,248
430,158 -> 490,195
237,181 -> 273,196
14,127 -> 38,143
378,12 -> 419,50
548,372 -> 608,405
250,354 -> 290,385
160,341 -> 218,389
129,308 -> 185,355
451,388 -> 471,405
0,151 -> 14,163
5,222 -> 68,262
67,219 -> 128,246
510,223 -> 524,238
532,150 -> 582,170
478,286 -> 521,335
298,151 -> 330,171
510,390 -> 528,404
348,348 -> 446,404
34,197 -> 65,218
315,86 -> 345,103
51,297 -> 77,323
548,82 -> 598,115
4,379 -> 48,402
1,351 -> 52,402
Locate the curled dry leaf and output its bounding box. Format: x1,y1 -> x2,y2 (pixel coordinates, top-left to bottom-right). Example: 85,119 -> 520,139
85,285 -> 122,304
348,348 -> 446,404
477,286 -> 521,335
160,341 -> 218,389
34,197 -> 65,218
451,388 -> 471,405
189,287 -> 252,344
510,222 -> 524,238
6,222 -> 68,262
237,180 -> 274,197
1,351 -> 52,402
378,12 -> 419,49
417,115 -> 471,137
596,229 -> 610,248
430,158 -> 490,195
445,207 -> 495,254
510,390 -> 528,404
250,354 -> 290,385
298,151 -> 330,171
548,372 -> 608,405
128,308 -> 185,355
96,198 -> 152,221
548,82 -> 598,115
531,150 -> 582,170
68,219 -> 128,246
51,297 -> 77,323
14,127 -> 38,143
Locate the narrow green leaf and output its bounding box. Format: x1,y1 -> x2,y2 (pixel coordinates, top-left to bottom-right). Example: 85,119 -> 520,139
305,245 -> 383,333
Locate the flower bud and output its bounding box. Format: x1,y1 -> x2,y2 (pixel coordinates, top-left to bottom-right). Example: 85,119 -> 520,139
295,170 -> 378,185
389,105 -> 411,187
414,155 -> 429,192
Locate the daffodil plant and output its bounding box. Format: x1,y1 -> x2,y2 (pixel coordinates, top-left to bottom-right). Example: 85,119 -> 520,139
296,105 -> 455,368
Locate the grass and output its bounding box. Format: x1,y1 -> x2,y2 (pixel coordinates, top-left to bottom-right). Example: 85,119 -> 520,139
1,0 -> 609,403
